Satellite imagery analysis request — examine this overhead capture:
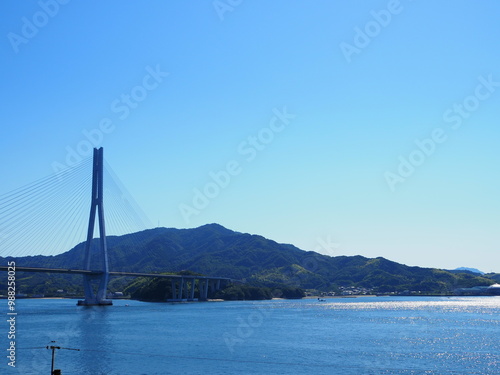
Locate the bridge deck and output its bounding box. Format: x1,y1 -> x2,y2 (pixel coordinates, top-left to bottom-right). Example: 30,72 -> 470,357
0,266 -> 235,281
0,266 -> 100,275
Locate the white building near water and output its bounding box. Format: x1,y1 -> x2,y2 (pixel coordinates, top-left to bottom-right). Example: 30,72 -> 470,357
454,284 -> 500,296
487,284 -> 500,295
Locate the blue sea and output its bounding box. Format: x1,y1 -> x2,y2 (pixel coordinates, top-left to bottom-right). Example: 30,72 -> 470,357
4,296 -> 500,374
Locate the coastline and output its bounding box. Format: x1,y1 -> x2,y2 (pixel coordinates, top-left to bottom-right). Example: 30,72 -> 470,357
303,295 -> 378,299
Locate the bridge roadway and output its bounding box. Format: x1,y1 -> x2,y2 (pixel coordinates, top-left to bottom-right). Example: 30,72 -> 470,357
0,266 -> 237,301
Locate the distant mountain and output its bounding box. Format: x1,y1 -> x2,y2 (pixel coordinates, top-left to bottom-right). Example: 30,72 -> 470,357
485,273 -> 500,283
0,224 -> 495,295
449,267 -> 485,275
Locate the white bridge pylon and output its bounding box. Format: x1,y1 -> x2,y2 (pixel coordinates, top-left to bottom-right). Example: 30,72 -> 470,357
77,147 -> 112,306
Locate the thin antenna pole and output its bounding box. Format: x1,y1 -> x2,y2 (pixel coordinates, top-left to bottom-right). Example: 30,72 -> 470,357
50,345 -> 57,375
46,341 -> 80,374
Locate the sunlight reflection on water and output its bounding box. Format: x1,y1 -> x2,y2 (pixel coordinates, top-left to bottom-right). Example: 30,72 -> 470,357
280,296 -> 500,312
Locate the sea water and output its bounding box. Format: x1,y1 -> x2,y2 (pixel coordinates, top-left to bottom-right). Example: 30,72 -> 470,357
3,296 -> 500,374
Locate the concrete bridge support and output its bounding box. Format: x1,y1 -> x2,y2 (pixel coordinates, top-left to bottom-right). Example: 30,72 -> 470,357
199,279 -> 209,301
152,274 -> 230,302
171,279 -> 177,300
168,277 -> 199,302
190,279 -> 196,300
179,277 -> 184,299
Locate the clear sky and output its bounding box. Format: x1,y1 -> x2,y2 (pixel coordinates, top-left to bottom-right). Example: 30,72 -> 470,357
1,1 -> 500,271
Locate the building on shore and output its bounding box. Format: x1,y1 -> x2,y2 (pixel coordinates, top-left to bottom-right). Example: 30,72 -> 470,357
487,284 -> 500,295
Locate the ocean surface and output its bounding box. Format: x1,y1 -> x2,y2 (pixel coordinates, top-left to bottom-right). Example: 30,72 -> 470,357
4,296 -> 500,374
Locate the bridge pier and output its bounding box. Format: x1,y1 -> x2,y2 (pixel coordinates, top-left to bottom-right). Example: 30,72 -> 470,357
166,277 -> 226,302
190,280 -> 195,300
171,279 -> 177,300
199,279 -> 209,301
77,273 -> 112,306
168,277 -> 197,302
179,277 -> 184,299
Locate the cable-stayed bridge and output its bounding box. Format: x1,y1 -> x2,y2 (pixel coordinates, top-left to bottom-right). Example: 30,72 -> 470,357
0,148 -> 232,305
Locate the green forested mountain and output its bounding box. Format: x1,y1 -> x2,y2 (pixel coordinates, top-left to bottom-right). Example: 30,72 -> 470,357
0,223 -> 495,296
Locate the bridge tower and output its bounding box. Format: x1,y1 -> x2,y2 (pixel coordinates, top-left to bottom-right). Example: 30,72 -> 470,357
77,148 -> 112,306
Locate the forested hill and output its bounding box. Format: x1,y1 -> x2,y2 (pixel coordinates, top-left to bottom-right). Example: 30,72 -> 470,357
1,224 -> 495,294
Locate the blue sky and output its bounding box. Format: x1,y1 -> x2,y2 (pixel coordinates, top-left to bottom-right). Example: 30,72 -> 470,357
1,0 -> 500,271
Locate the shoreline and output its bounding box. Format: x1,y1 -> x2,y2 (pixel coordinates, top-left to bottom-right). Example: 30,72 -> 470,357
2,294 -> 495,302
303,295 -> 378,299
